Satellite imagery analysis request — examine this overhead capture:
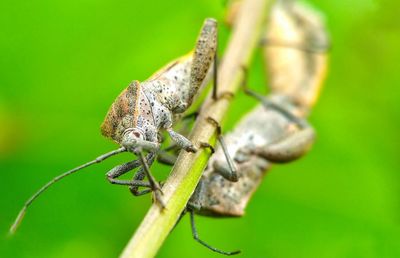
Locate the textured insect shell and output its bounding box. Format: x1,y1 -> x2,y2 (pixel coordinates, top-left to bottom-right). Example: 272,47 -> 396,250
100,55 -> 190,144
189,18 -> 217,102
145,53 -> 194,114
146,18 -> 218,112
142,51 -> 213,123
101,53 -> 197,144
191,102 -> 300,217
264,0 -> 329,112
101,80 -> 157,144
101,19 -> 216,144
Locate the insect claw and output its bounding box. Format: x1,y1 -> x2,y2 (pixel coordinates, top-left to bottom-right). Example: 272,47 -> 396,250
218,91 -> 235,100
166,128 -> 197,153
186,145 -> 198,153
153,189 -> 166,209
199,142 -> 215,154
156,184 -> 164,195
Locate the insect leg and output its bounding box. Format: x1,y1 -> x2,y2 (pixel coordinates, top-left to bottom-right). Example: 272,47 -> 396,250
206,117 -> 238,182
216,134 -> 238,181
173,111 -> 199,141
157,109 -> 199,164
182,111 -> 199,121
166,128 -> 198,153
244,88 -> 308,128
128,152 -> 158,196
157,150 -> 178,166
107,151 -> 161,197
189,210 -> 241,256
135,149 -> 165,208
128,168 -> 152,196
106,160 -> 151,188
123,149 -> 175,196
245,89 -> 316,162
130,188 -> 152,196
155,141 -> 179,165
254,127 -> 315,163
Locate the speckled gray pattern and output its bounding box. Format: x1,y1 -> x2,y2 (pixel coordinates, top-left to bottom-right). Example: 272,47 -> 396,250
189,100 -> 299,217
100,18 -> 217,152
189,0 -> 328,217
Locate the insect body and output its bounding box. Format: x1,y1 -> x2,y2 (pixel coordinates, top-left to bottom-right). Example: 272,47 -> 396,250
189,94 -> 315,216
185,0 -> 329,255
101,25 -> 217,150
10,18 -> 217,234
101,18 -> 218,201
190,0 -> 328,219
101,19 -> 217,155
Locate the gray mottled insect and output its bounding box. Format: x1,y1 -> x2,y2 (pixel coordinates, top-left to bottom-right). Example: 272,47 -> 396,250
100,18 -> 218,202
10,18 -> 218,234
185,94 -> 316,255
183,0 -> 329,255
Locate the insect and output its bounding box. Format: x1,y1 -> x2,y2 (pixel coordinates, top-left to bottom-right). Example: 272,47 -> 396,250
183,0 -> 330,255
10,18 -> 219,234
100,18 -> 219,202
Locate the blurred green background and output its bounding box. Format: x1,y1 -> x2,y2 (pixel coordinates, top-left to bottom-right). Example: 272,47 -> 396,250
1,0 -> 399,257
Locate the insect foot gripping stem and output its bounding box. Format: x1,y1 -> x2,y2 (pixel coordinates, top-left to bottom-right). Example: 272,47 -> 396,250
166,128 -> 197,153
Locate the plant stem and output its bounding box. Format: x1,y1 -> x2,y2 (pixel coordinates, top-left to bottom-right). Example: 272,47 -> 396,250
120,0 -> 273,257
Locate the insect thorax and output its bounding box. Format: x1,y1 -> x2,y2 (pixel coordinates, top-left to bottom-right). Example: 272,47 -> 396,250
101,81 -> 158,144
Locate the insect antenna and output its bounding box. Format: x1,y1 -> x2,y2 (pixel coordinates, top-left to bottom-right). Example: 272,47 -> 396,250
9,147 -> 127,235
